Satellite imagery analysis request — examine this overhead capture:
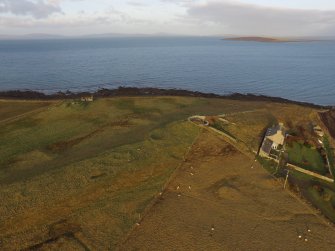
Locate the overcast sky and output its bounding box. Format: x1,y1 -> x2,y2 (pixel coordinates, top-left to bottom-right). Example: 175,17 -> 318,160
1,0 -> 335,36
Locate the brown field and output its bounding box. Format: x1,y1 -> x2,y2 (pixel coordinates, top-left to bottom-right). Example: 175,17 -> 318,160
0,99 -> 56,122
121,131 -> 335,251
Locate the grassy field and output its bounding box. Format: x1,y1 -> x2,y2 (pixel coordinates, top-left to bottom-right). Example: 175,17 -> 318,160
284,164 -> 335,224
1,121 -> 201,250
0,99 -> 55,122
304,186 -> 335,223
286,142 -> 328,175
0,96 -> 334,249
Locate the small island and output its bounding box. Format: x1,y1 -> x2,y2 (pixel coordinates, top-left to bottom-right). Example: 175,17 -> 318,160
224,36 -> 302,43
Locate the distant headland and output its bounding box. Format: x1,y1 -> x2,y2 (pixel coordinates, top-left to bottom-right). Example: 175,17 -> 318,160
224,36 -> 312,43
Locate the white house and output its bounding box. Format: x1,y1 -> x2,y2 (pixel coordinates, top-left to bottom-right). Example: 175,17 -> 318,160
81,95 -> 94,102
259,123 -> 286,158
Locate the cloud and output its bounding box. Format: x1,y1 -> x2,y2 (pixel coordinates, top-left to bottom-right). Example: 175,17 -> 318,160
0,6 -> 152,32
1,0 -> 335,36
0,0 -> 61,19
186,0 -> 335,36
127,1 -> 147,7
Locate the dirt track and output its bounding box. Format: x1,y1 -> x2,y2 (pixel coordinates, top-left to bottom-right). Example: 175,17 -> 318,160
120,131 -> 335,251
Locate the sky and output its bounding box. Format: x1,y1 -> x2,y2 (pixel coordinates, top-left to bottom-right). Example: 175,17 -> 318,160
0,0 -> 335,37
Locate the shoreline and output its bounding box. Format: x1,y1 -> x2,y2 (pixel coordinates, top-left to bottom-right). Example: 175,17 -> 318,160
0,86 -> 331,109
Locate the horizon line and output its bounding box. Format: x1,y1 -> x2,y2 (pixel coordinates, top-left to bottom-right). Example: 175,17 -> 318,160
1,33 -> 335,41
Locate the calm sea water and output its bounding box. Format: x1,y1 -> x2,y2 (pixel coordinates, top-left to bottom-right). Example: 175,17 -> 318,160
0,37 -> 334,105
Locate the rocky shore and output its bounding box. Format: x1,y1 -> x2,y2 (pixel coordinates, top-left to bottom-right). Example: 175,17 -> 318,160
0,86 -> 330,109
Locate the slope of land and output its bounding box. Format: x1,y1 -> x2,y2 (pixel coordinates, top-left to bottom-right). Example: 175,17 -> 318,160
121,131 -> 335,250
0,96 -> 334,250
320,109 -> 335,140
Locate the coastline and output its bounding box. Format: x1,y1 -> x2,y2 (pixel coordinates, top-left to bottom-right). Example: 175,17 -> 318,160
0,86 -> 331,109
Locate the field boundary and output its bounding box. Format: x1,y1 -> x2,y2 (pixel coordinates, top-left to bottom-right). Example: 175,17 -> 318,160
0,101 -> 62,125
286,163 -> 334,183
188,116 -> 237,143
257,152 -> 334,183
116,126 -> 203,250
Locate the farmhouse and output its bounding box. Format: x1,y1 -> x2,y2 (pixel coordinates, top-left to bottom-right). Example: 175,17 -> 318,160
81,95 -> 94,102
313,125 -> 324,138
260,123 -> 286,158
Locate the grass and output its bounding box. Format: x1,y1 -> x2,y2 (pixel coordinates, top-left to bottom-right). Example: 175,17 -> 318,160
286,141 -> 328,175
0,98 -> 187,172
0,97 -> 273,177
0,96 -> 207,249
211,121 -> 237,140
304,186 -> 335,223
258,153 -> 335,224
256,156 -> 287,178
224,110 -> 277,150
0,120 -> 201,249
0,100 -> 55,122
257,138 -> 335,224
324,136 -> 335,178
0,96 -> 330,249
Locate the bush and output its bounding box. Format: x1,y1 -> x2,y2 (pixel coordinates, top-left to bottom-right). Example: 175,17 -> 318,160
323,136 -> 335,178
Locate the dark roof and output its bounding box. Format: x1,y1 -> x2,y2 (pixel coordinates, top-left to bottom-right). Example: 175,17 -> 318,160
265,125 -> 281,137
261,138 -> 273,154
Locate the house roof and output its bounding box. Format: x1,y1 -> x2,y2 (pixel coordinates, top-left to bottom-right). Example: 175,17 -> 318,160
265,124 -> 285,146
261,138 -> 273,155
265,125 -> 282,137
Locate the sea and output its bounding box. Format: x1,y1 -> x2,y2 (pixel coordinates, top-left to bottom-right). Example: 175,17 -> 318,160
0,36 -> 334,105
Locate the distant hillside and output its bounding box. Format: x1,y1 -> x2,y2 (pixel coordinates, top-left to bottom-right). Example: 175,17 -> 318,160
0,33 -> 186,40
